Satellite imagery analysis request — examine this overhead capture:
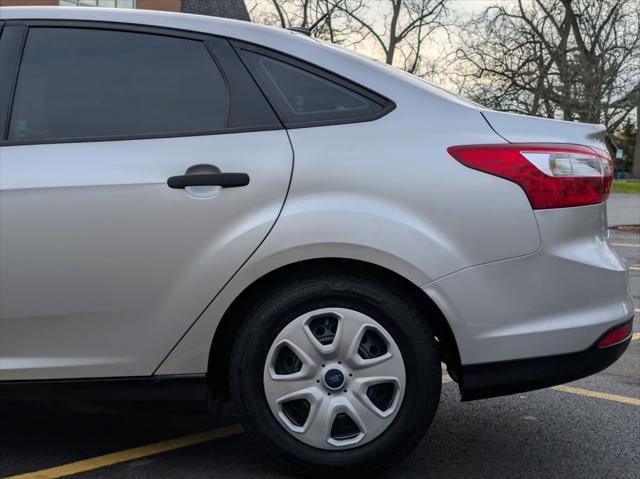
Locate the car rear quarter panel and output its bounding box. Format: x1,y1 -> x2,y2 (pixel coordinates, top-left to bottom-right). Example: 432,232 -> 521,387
158,90 -> 543,375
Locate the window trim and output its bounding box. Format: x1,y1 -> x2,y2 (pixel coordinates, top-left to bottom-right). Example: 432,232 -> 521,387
0,20 -> 283,146
0,25 -> 27,142
59,0 -> 137,7
231,40 -> 396,129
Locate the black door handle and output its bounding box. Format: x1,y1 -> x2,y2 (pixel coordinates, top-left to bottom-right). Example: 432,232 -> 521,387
167,173 -> 250,189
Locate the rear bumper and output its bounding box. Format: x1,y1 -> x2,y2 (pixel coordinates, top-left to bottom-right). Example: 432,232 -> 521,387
458,317 -> 633,401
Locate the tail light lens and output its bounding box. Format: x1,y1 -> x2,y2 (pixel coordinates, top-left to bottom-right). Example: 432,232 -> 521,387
447,144 -> 613,209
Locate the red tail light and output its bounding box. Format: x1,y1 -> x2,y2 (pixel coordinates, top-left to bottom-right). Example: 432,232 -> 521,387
448,144 -> 613,209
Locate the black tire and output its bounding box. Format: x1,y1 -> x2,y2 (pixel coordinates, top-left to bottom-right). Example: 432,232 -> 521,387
229,270 -> 442,477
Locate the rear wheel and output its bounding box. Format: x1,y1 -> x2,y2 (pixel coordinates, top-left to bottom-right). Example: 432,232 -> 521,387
229,272 -> 441,476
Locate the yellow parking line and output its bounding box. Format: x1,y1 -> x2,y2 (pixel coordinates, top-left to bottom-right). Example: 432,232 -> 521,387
632,332 -> 640,341
552,385 -> 640,406
2,424 -> 244,479
629,265 -> 640,272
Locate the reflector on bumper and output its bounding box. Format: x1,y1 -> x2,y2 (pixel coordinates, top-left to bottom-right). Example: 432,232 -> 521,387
598,321 -> 633,348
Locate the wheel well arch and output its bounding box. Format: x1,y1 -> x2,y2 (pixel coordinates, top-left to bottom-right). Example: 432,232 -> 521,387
207,258 -> 461,401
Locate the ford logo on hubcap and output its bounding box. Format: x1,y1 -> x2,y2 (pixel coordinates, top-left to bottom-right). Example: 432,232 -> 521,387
324,368 -> 345,390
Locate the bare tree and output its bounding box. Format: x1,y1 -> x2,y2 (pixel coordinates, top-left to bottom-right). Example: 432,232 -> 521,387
249,0 -> 451,76
338,0 -> 449,74
454,0 -> 640,132
248,0 -> 366,46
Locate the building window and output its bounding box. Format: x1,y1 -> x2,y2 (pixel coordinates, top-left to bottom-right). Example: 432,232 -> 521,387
59,1 -> 136,8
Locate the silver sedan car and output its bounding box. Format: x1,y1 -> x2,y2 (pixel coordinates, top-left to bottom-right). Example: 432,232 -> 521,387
0,6 -> 634,475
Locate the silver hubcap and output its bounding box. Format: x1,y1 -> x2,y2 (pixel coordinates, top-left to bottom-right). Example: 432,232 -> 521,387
263,308 -> 406,450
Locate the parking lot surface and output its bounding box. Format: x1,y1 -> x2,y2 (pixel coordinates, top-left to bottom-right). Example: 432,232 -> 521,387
1,231 -> 638,479
607,193 -> 640,226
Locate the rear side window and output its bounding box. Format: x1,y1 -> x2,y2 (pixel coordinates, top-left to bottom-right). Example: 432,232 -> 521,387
8,28 -> 228,142
238,48 -> 392,128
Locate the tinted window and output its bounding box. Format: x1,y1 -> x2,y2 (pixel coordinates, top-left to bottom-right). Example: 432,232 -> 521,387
9,28 -> 228,142
240,50 -> 387,127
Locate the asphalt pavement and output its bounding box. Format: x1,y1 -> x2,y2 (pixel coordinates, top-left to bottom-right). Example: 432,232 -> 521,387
607,193 -> 639,226
1,197 -> 638,479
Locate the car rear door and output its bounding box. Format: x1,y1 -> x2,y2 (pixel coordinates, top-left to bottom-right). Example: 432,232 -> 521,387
0,23 -> 293,380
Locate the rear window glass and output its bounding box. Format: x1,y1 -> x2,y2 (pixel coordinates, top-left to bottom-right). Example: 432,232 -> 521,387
240,49 -> 388,127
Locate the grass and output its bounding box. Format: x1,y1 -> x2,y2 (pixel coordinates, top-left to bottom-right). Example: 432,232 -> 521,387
612,179 -> 640,194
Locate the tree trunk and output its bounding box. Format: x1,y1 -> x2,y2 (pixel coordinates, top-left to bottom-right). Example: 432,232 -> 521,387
386,39 -> 396,65
632,104 -> 640,179
385,0 -> 402,66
